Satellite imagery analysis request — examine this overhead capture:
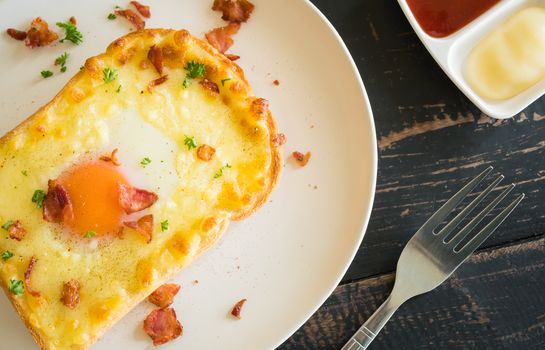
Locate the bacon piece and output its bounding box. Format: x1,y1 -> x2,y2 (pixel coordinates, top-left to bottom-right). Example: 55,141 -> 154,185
230,298 -> 247,319
147,75 -> 168,93
8,220 -> 27,241
124,214 -> 154,243
273,79 -> 280,86
293,151 -> 311,167
200,78 -> 220,94
205,22 -> 240,54
43,180 -> 74,223
251,98 -> 269,118
115,9 -> 145,30
25,17 -> 59,48
131,1 -> 151,18
212,0 -> 255,23
225,53 -> 240,61
61,279 -> 80,309
197,144 -> 216,161
24,256 -> 40,298
118,183 -> 158,214
100,148 -> 121,166
143,308 -> 183,346
148,283 -> 181,308
6,28 -> 27,41
272,133 -> 286,146
147,45 -> 163,74
69,16 -> 77,25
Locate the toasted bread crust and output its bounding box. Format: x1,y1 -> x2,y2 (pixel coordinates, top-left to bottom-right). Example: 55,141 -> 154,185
0,29 -> 282,350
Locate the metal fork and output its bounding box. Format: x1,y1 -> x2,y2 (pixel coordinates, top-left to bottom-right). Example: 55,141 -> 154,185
341,166 -> 524,350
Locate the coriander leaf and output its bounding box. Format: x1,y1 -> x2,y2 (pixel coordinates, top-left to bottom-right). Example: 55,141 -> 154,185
41,70 -> 53,78
21,170 -> 28,176
2,250 -> 13,261
160,220 -> 169,232
184,61 -> 205,79
116,84 -> 122,93
9,279 -> 24,296
140,157 -> 152,167
55,52 -> 69,67
56,21 -> 83,45
32,190 -> 46,209
107,13 -> 117,20
182,77 -> 191,89
183,135 -> 197,150
84,231 -> 96,238
221,78 -> 231,86
103,67 -> 118,83
1,220 -> 13,231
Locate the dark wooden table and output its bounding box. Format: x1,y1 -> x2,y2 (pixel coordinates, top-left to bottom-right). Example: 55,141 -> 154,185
279,1 -> 545,349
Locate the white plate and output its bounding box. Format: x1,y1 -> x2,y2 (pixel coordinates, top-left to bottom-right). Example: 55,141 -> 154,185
0,0 -> 377,349
397,0 -> 545,119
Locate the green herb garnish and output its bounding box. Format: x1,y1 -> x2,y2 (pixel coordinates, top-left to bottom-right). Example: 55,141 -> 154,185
21,170 -> 28,177
2,251 -> 13,261
1,220 -> 13,231
84,231 -> 96,238
32,190 -> 46,209
41,70 -> 53,78
182,77 -> 191,89
103,67 -> 118,83
116,84 -> 122,93
160,220 -> 169,232
185,61 -> 206,79
55,52 -> 69,73
8,279 -> 24,296
214,163 -> 232,179
183,135 -> 197,150
56,21 -> 83,44
107,13 -> 117,20
140,157 -> 152,167
221,78 -> 231,86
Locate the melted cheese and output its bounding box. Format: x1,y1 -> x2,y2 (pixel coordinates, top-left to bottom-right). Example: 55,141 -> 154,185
0,29 -> 280,349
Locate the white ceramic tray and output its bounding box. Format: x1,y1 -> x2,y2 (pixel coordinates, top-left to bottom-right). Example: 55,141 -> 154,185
397,0 -> 545,119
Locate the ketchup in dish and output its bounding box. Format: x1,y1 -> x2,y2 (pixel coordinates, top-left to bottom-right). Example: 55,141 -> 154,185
406,0 -> 500,38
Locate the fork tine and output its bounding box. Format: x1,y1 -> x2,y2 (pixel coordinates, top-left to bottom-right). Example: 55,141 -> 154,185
457,193 -> 525,256
448,184 -> 515,248
419,166 -> 493,232
438,175 -> 504,240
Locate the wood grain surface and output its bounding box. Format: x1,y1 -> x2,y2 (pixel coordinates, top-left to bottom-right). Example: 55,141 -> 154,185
280,0 -> 545,349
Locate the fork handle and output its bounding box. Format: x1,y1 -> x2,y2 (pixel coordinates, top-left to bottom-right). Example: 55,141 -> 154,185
340,294 -> 402,350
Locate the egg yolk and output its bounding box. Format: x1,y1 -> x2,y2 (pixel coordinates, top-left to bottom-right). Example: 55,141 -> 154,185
58,161 -> 129,236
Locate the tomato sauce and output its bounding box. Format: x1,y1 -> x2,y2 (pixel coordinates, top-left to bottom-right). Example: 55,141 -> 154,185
406,0 -> 500,38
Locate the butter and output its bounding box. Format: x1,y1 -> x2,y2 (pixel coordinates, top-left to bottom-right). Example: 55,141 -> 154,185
465,7 -> 545,100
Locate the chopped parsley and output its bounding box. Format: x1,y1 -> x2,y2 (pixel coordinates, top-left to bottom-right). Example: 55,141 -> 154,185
41,70 -> 53,78
182,77 -> 191,89
107,13 -> 117,20
221,78 -> 231,86
8,279 -> 24,296
182,61 -> 205,88
184,135 -> 197,150
1,220 -> 13,231
55,52 -> 69,73
56,21 -> 83,45
32,190 -> 46,209
2,250 -> 13,261
21,170 -> 28,176
160,220 -> 169,232
214,163 -> 232,179
116,84 -> 122,93
61,66 -> 67,73
103,67 -> 118,83
140,157 -> 152,167
84,231 -> 96,238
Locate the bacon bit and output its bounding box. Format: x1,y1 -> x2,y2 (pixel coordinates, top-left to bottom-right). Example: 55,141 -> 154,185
124,214 -> 154,243
61,279 -> 80,309
130,1 -> 151,18
69,16 -> 77,25
225,54 -> 240,61
25,17 -> 59,48
143,308 -> 183,346
7,220 -> 27,241
293,151 -> 311,167
6,28 -> 27,41
24,256 -> 40,298
230,298 -> 247,319
147,75 -> 168,93
205,22 -> 240,54
43,180 -> 74,223
115,9 -> 145,30
147,45 -> 163,74
148,283 -> 181,308
251,98 -> 269,118
272,133 -> 286,146
212,0 -> 255,23
196,144 -> 216,161
193,280 -> 199,285
200,78 -> 220,94
273,79 -> 280,86
99,148 -> 121,166
118,184 -> 158,214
